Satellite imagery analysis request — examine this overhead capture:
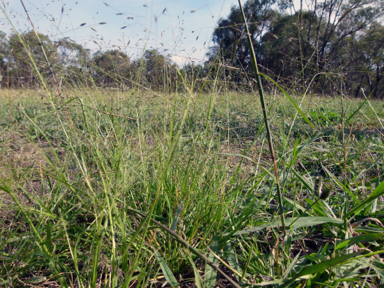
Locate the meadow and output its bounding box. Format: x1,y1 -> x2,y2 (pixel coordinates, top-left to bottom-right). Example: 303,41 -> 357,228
1,0 -> 384,285
1,86 -> 384,287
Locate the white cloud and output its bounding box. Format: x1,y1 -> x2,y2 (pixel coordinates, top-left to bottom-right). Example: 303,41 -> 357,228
171,54 -> 189,66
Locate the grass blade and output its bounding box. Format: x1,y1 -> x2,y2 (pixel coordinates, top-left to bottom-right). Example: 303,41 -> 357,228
322,165 -> 360,204
345,90 -> 373,125
224,242 -> 242,282
204,234 -> 219,288
226,217 -> 343,237
283,252 -> 301,279
280,252 -> 363,288
170,201 -> 184,232
187,253 -> 203,288
259,73 -> 317,130
335,233 -> 384,250
346,178 -> 384,218
155,250 -> 180,287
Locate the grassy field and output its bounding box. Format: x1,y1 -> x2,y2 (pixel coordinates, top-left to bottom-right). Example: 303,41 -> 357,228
0,87 -> 384,287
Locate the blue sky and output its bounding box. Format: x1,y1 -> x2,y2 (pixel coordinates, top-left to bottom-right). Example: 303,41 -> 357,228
0,0 -> 299,65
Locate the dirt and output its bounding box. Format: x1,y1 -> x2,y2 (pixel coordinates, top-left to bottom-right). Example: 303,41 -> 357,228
0,134 -> 60,225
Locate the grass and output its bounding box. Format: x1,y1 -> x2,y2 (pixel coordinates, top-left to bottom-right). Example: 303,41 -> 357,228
1,86 -> 384,287
0,2 -> 384,285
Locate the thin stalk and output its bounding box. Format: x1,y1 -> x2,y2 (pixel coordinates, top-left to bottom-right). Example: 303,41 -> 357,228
237,0 -> 286,235
7,62 -> 15,143
127,208 -> 242,288
298,0 -> 305,94
341,80 -> 346,184
19,0 -> 72,125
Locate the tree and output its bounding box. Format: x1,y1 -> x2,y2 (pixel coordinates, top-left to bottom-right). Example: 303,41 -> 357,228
8,31 -> 58,87
0,31 -> 8,70
261,11 -> 319,84
92,49 -> 130,87
210,0 -> 384,96
211,0 -> 278,70
143,49 -> 170,91
56,39 -> 90,68
360,22 -> 384,98
54,39 -> 91,87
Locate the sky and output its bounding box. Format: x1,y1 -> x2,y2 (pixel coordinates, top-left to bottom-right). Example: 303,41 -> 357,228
0,0 -> 300,65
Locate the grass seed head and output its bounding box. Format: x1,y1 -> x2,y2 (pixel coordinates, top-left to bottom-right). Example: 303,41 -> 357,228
314,176 -> 323,198
320,182 -> 333,201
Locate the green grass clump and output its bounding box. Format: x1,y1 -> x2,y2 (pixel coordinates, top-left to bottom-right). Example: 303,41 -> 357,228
0,87 -> 384,287
1,1 -> 384,285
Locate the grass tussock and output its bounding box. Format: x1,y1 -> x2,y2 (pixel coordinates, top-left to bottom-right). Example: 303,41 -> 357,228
1,0 -> 384,286
0,87 -> 384,287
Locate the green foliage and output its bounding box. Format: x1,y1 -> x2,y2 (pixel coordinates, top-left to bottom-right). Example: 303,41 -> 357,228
210,0 -> 384,98
0,1 -> 384,287
309,107 -> 340,126
93,49 -> 131,86
8,31 -> 57,85
0,90 -> 383,287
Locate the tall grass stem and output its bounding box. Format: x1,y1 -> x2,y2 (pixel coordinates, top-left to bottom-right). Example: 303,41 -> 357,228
19,0 -> 71,124
237,0 -> 286,235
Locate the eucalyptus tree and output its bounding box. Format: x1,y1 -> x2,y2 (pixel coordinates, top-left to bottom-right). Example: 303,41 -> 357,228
0,31 -> 8,77
211,0 -> 278,71
210,0 -> 384,97
311,0 -> 384,72
143,49 -> 170,91
92,49 -> 130,87
8,31 -> 58,87
55,39 -> 91,87
56,39 -> 90,67
260,11 -> 319,86
360,22 -> 384,98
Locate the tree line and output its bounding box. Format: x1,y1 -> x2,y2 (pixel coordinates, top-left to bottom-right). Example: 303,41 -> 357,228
209,0 -> 384,98
0,31 -> 180,93
0,0 -> 383,98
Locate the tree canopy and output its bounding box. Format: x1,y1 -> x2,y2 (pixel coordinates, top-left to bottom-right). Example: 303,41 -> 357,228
210,0 -> 384,97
